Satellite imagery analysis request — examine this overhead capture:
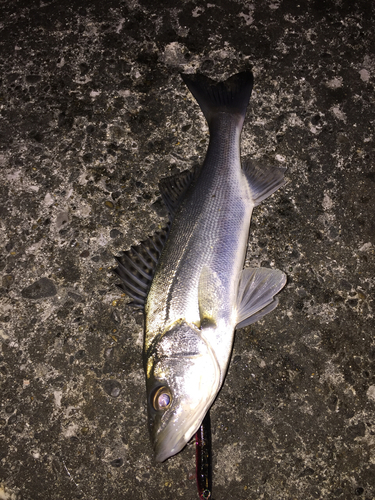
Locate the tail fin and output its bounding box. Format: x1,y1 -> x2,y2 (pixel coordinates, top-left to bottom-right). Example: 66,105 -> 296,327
181,71 -> 253,127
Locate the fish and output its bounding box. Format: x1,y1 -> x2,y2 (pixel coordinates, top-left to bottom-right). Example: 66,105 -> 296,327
114,71 -> 287,463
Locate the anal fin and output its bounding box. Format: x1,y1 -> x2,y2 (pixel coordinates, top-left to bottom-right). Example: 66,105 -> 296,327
236,267 -> 286,329
243,160 -> 285,206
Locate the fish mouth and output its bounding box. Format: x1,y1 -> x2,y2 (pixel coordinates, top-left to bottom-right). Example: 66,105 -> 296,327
150,377 -> 220,462
152,415 -> 203,463
154,432 -> 190,462
151,394 -> 214,462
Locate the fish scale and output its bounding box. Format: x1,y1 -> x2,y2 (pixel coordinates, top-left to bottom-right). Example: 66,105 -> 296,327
147,115 -> 250,341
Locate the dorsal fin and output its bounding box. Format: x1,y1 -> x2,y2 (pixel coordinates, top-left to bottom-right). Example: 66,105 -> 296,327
114,224 -> 170,309
115,166 -> 197,308
159,167 -> 198,218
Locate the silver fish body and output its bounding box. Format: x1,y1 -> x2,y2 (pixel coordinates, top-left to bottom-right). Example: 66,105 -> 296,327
115,72 -> 286,462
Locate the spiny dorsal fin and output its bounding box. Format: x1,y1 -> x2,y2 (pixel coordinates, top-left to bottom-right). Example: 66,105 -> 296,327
114,224 -> 170,309
159,167 -> 198,219
236,267 -> 286,329
243,160 -> 285,206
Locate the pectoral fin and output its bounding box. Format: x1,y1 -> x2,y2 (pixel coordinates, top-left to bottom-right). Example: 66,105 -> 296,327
198,266 -> 224,327
236,268 -> 286,329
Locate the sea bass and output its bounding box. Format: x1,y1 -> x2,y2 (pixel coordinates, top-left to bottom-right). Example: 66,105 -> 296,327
114,71 -> 286,462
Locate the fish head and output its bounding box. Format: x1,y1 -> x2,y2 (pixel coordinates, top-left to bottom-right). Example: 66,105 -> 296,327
145,320 -> 220,462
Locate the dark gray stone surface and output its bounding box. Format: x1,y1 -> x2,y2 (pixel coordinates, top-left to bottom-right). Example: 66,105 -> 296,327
0,1 -> 374,499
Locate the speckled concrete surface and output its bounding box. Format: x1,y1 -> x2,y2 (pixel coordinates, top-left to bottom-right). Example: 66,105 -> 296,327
0,1 -> 374,499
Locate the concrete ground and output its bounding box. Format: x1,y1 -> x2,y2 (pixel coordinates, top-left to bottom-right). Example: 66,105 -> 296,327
0,0 -> 374,499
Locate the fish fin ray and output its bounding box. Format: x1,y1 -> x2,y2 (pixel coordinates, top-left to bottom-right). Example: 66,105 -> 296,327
236,299 -> 279,328
113,225 -> 170,309
243,160 -> 285,206
159,168 -> 198,218
181,72 -> 253,126
236,268 -> 286,328
116,282 -> 146,305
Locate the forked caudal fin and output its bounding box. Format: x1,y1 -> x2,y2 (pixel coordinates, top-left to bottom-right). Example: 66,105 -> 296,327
181,71 -> 254,127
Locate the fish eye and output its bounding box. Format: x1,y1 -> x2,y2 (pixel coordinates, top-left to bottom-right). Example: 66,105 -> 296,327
152,386 -> 172,411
